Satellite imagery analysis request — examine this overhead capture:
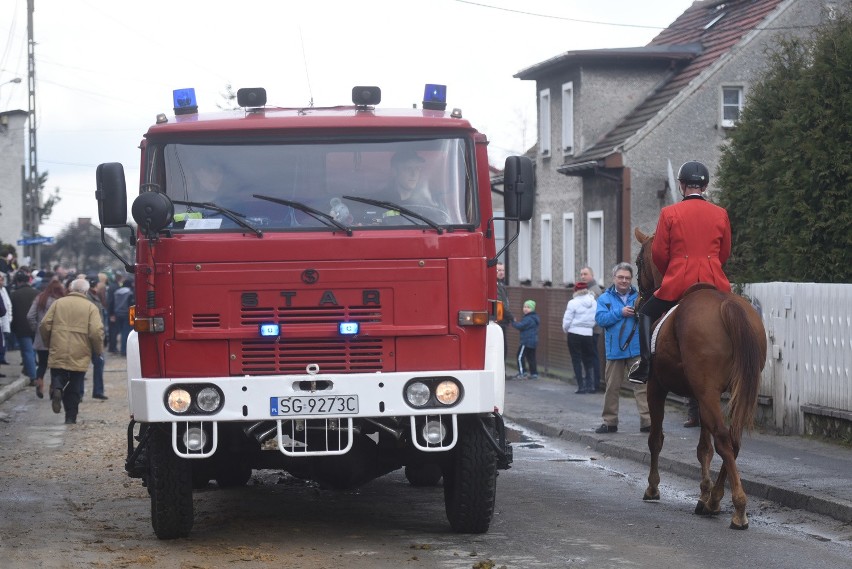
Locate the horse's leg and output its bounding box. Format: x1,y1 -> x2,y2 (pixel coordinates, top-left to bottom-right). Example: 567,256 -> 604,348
693,416 -> 718,516
710,424 -> 749,529
643,379 -> 666,501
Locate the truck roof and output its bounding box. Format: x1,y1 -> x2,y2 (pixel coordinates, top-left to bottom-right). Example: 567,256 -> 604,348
145,106 -> 479,139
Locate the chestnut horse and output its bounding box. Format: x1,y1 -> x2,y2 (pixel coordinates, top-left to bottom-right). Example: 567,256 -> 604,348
634,228 -> 767,529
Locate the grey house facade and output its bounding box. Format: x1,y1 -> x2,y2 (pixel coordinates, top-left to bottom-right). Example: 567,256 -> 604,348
0,109 -> 28,249
506,0 -> 832,292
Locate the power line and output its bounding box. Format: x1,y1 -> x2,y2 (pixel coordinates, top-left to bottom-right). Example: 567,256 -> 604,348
455,0 -> 669,30
455,0 -> 821,31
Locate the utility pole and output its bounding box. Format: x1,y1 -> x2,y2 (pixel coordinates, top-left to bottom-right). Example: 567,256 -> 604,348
23,0 -> 41,268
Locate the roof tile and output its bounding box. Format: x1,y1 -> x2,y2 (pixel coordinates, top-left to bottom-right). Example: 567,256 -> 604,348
565,0 -> 785,166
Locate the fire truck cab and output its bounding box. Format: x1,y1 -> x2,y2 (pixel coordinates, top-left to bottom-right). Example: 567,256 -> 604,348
96,85 -> 534,539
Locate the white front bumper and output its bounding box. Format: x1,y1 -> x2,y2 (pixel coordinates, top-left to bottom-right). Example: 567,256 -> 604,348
126,323 -> 507,423
129,370 -> 503,422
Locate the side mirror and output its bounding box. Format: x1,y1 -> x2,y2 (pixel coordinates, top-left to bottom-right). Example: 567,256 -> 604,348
95,163 -> 128,228
504,156 -> 535,221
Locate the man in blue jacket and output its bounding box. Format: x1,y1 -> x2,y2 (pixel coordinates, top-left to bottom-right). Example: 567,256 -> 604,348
593,263 -> 650,434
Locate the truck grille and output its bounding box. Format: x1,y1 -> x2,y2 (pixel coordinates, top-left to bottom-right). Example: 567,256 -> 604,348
237,337 -> 390,374
240,305 -> 383,326
192,313 -> 221,328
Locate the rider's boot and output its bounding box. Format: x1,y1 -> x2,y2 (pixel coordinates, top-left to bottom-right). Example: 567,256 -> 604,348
628,314 -> 653,384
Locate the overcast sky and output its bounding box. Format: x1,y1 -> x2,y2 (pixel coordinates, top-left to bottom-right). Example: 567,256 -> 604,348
1,0 -> 694,238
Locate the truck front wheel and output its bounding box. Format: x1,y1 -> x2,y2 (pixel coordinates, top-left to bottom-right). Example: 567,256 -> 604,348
148,429 -> 194,539
443,417 -> 497,533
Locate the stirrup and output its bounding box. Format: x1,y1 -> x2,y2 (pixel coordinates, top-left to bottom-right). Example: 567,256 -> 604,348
628,360 -> 648,384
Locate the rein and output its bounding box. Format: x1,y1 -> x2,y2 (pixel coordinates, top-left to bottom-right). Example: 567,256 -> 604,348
619,315 -> 638,351
634,239 -> 659,309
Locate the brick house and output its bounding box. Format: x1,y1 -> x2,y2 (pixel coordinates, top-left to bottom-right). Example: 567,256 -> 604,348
498,0 -> 832,374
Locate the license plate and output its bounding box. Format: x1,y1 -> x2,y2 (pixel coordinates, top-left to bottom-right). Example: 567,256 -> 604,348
270,395 -> 359,417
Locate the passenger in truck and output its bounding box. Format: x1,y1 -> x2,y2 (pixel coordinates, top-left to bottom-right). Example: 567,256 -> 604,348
191,162 -> 225,204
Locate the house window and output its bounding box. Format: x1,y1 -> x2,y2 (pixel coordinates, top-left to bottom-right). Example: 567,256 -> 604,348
721,86 -> 743,128
539,88 -> 551,157
561,82 -> 574,156
562,213 -> 575,285
586,211 -> 603,281
540,214 -> 552,285
518,220 -> 532,283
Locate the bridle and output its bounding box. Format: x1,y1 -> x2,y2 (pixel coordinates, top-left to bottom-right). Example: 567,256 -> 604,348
634,237 -> 658,310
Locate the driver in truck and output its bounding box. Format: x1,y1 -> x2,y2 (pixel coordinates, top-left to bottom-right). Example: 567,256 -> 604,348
383,150 -> 438,204
377,149 -> 442,224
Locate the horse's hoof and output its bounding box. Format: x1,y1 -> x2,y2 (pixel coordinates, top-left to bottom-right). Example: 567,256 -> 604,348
729,521 -> 749,530
643,492 -> 660,501
694,501 -> 720,516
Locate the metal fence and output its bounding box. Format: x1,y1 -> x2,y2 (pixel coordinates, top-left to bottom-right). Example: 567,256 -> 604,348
506,283 -> 852,435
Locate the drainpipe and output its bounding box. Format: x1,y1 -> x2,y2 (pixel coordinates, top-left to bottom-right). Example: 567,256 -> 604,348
603,154 -> 631,262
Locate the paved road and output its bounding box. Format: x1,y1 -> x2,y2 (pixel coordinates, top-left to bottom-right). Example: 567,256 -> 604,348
503,375 -> 852,524
1,352 -> 851,568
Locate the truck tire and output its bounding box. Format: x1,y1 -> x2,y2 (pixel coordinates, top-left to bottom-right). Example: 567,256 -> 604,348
443,417 -> 497,533
149,430 -> 194,539
404,463 -> 443,487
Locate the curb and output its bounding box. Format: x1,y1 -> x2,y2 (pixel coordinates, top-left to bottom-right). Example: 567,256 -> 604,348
0,376 -> 30,405
507,415 -> 852,524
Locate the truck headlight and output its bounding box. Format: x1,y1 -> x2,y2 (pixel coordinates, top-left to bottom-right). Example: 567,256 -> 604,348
183,427 -> 207,451
435,380 -> 460,405
167,388 -> 191,413
405,382 -> 431,407
422,420 -> 447,444
196,387 -> 222,412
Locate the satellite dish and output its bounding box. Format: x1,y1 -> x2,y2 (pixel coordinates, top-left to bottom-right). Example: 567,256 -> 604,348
667,159 -> 679,203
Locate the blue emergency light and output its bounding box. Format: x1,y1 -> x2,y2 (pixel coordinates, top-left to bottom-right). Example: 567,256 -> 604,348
338,322 -> 359,336
259,323 -> 281,337
173,88 -> 198,115
422,84 -> 447,111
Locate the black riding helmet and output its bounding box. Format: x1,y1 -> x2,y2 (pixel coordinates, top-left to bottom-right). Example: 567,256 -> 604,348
677,160 -> 710,187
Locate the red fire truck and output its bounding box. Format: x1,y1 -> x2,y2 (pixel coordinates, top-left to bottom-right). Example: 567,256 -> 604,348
96,85 -> 534,539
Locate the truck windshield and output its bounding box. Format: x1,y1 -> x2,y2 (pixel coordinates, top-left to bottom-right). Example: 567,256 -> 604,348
157,138 -> 476,231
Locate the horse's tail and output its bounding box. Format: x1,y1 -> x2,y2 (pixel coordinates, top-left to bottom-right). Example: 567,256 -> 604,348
720,298 -> 763,446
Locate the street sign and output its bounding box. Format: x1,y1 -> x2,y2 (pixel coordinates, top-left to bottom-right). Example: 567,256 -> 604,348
16,236 -> 54,246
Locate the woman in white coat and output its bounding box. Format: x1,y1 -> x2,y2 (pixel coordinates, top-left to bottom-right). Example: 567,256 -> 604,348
562,282 -> 598,394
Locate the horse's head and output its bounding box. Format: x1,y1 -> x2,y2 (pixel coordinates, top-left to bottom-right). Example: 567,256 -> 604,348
633,227 -> 661,306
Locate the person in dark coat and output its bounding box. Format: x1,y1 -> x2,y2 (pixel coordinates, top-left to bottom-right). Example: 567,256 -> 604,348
10,271 -> 39,383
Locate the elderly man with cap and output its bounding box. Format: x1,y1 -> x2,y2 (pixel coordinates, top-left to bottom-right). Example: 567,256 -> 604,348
39,278 -> 104,424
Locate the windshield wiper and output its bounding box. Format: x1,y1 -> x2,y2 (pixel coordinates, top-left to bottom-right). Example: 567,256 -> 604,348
172,200 -> 263,238
341,196 -> 444,234
252,195 -> 353,236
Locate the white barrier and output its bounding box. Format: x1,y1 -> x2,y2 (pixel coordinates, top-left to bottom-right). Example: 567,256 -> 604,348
744,283 -> 852,434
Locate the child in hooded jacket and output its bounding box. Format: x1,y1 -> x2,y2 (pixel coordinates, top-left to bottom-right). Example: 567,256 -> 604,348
511,300 -> 540,379
562,282 -> 598,393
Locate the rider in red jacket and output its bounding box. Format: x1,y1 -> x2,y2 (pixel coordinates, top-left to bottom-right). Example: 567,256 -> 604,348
628,160 -> 732,383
